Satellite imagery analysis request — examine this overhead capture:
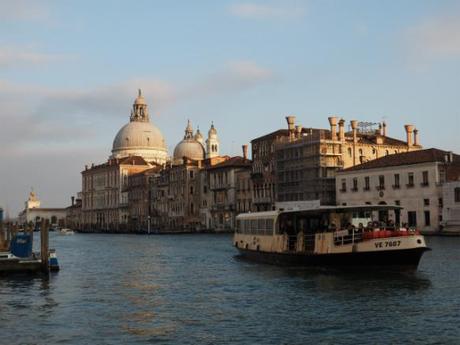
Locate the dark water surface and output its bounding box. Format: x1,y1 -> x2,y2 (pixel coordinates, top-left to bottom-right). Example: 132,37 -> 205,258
1,234 -> 459,344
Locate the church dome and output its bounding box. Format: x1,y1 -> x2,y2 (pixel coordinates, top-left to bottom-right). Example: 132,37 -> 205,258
173,120 -> 205,163
111,90 -> 168,164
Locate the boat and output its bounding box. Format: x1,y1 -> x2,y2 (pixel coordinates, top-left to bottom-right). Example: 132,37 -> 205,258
234,202 -> 430,270
59,228 -> 74,235
0,231 -> 60,274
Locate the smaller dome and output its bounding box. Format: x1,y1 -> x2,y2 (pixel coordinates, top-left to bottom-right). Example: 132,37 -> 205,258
173,139 -> 205,162
173,120 -> 206,163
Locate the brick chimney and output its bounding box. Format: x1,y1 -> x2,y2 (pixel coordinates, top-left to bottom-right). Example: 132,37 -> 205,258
413,128 -> 419,146
328,116 -> 338,141
286,116 -> 296,141
404,124 -> 414,146
338,119 -> 345,142
242,144 -> 248,160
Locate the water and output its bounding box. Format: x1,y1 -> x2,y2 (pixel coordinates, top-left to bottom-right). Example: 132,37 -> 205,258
0,234 -> 459,345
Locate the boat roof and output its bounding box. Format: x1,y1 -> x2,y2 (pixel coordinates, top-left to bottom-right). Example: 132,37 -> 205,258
237,204 -> 402,219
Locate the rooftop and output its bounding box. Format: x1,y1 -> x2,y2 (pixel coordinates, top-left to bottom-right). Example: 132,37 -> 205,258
341,148 -> 460,172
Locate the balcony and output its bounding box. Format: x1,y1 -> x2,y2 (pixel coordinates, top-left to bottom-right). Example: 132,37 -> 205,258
420,182 -> 429,187
406,183 -> 415,188
375,186 -> 385,191
392,184 -> 401,190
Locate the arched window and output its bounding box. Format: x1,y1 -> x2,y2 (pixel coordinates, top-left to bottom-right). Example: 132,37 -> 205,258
348,148 -> 352,157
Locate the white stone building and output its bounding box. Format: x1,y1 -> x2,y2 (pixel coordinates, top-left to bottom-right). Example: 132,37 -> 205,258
18,190 -> 67,226
336,148 -> 460,234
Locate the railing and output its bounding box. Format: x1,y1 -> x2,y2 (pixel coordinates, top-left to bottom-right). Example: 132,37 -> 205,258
334,229 -> 420,246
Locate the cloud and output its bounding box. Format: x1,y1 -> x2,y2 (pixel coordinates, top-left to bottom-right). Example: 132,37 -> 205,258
228,3 -> 305,20
405,11 -> 460,63
0,0 -> 50,21
0,45 -> 73,67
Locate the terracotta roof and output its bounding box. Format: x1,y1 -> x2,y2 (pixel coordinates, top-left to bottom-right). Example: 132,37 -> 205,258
207,156 -> 252,170
341,148 -> 460,172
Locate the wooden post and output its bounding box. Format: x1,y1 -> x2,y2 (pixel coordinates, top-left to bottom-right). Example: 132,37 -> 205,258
40,220 -> 49,273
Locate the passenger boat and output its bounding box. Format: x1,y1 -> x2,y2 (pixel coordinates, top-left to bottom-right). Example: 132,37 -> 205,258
234,202 -> 430,270
59,228 -> 74,235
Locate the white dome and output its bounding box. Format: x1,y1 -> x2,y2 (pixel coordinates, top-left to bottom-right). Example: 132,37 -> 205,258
111,121 -> 168,163
173,139 -> 205,163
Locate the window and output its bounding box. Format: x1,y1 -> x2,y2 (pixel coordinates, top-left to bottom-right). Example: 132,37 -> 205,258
393,174 -> 400,189
407,172 -> 414,187
395,200 -> 401,205
378,175 -> 385,190
421,171 -> 429,186
439,198 -> 443,207
424,211 -> 431,226
189,171 -> 194,179
340,178 -> 347,192
408,211 -> 417,227
348,148 -> 352,157
424,199 -> 430,206
352,178 -> 358,191
364,176 -> 370,191
455,188 -> 460,203
190,186 -> 194,195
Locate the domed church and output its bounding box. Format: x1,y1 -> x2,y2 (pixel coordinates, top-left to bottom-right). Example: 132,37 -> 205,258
173,120 -> 220,164
111,89 -> 168,164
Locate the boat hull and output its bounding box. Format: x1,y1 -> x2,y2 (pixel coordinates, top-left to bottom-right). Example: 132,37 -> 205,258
236,247 -> 429,270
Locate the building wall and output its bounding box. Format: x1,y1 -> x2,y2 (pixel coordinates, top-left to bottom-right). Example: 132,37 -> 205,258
336,162 -> 442,233
442,181 -> 460,233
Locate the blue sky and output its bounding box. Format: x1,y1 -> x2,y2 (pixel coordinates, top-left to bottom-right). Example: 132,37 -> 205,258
1,0 -> 460,215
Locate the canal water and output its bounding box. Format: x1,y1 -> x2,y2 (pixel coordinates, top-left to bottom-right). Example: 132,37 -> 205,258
1,234 -> 459,344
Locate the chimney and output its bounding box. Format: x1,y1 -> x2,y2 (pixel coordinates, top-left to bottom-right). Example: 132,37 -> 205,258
338,119 -> 345,142
71,196 -> 75,206
382,121 -> 387,136
350,120 -> 358,143
328,116 -> 338,141
295,125 -> 303,139
413,128 -> 419,146
242,144 -> 248,160
286,116 -> 296,141
404,124 -> 414,146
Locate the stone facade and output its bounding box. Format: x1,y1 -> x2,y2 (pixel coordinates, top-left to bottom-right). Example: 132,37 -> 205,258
207,156 -> 252,231
81,156 -> 151,231
275,116 -> 422,205
18,191 -> 67,226
336,148 -> 460,234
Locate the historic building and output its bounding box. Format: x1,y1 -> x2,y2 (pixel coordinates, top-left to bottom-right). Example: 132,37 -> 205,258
126,166 -> 161,232
235,145 -> 253,214
111,89 -> 168,164
65,193 -> 82,230
18,190 -> 67,226
336,148 -> 460,234
81,91 -> 166,231
207,154 -> 252,231
251,128 -> 308,212
150,120 -> 224,231
81,156 -> 152,231
275,116 -> 423,205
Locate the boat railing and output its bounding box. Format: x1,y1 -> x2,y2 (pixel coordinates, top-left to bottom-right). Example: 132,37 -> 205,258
334,228 -> 421,246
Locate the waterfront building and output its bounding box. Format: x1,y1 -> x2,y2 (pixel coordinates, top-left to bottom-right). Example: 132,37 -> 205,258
18,190 -> 67,226
126,166 -> 161,232
275,116 -> 422,205
111,89 -> 168,164
441,169 -> 460,234
150,159 -> 203,231
207,154 -> 252,231
65,193 -> 82,230
81,156 -> 152,231
250,128 -> 300,212
80,91 -> 168,231
236,145 -> 253,214
336,148 -> 460,234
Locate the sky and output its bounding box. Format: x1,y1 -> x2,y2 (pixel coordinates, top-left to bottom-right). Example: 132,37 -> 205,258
1,0 -> 460,216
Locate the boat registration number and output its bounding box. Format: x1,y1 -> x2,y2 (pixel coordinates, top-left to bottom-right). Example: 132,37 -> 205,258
374,240 -> 401,248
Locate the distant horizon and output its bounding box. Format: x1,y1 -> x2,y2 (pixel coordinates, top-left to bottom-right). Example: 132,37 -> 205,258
1,0 -> 460,215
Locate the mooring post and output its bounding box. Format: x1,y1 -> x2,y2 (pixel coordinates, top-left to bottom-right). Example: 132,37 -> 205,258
41,221 -> 49,273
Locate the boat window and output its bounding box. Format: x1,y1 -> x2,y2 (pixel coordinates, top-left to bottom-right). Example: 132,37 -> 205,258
265,219 -> 273,234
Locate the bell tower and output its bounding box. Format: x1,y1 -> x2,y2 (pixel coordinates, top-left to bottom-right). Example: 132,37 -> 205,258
206,122 -> 219,159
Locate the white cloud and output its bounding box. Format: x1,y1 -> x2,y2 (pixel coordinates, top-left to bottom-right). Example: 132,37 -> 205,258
229,3 -> 305,20
0,46 -> 72,67
406,12 -> 460,62
0,0 -> 50,21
